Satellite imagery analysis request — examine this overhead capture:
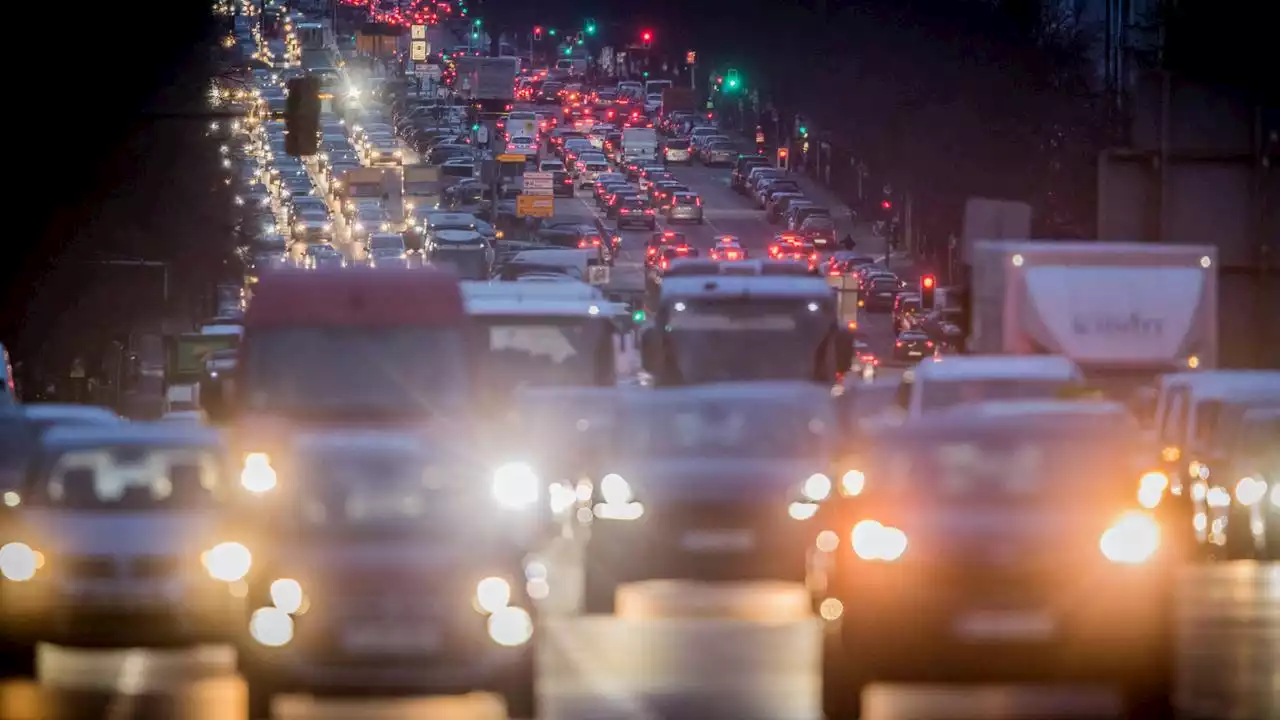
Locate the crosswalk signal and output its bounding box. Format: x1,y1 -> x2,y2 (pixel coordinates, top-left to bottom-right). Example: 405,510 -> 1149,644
284,76 -> 320,157
920,274 -> 936,309
776,146 -> 789,170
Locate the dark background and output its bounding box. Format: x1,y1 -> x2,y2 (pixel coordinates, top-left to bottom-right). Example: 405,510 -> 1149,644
3,1 -> 227,388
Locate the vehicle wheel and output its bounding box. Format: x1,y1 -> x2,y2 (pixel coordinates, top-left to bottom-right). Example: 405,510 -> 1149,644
581,565 -> 616,615
499,651 -> 537,719
822,634 -> 865,720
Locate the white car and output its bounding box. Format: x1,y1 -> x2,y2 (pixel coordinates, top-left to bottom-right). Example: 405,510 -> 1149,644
506,136 -> 539,159
0,425 -> 244,652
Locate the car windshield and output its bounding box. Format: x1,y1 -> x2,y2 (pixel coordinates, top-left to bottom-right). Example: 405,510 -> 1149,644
243,327 -> 468,417
473,316 -> 613,400
920,379 -> 1081,411
28,447 -> 221,510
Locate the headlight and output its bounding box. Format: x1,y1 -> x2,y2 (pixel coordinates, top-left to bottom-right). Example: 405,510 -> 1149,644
1099,511 -> 1160,564
492,462 -> 540,509
1137,471 -> 1168,509
380,223 -> 389,231
353,223 -> 364,232
850,520 -> 908,561
202,541 -> 253,582
404,202 -> 414,212
270,578 -> 304,614
322,223 -> 332,232
475,576 -> 511,614
599,473 -> 633,504
249,606 -> 294,647
241,452 -> 277,492
1206,486 -> 1231,508
487,606 -> 533,647
1235,477 -> 1267,506
801,473 -> 831,501
840,470 -> 865,497
0,542 -> 42,582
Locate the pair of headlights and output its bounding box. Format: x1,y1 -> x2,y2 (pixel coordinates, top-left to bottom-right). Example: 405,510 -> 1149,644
0,541 -> 251,584
240,455 -> 544,510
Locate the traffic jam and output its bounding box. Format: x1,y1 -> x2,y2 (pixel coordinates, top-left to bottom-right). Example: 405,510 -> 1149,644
0,1 -> 1276,719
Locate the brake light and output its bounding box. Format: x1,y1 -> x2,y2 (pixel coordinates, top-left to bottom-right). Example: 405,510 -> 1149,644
660,258 -> 669,270
675,246 -> 689,254
726,250 -> 741,260
563,178 -> 572,184
695,197 -> 702,206
927,341 -> 934,348
644,208 -> 654,214
896,341 -> 903,347
768,246 -> 780,257
593,238 -> 601,246
647,247 -> 657,256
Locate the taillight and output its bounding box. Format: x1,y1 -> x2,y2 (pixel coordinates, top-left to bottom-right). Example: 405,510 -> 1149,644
675,246 -> 689,254
660,258 -> 669,270
578,239 -> 589,248
695,197 -> 702,206
647,247 -> 657,256
896,341 -> 904,347
927,341 -> 934,348
644,208 -> 654,214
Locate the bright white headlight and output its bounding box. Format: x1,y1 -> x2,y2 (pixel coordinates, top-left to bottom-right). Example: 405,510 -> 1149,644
203,542 -> 253,582
492,463 -> 540,509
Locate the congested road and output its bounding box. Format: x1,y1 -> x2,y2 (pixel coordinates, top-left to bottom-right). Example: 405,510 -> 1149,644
2,7 -> 1277,720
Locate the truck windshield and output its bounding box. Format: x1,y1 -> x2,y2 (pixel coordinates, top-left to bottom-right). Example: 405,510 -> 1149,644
242,327 -> 468,417
663,298 -> 831,383
619,399 -> 829,459
474,316 -> 612,392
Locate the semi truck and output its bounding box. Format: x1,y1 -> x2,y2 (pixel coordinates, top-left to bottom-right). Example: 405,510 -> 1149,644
969,240 -> 1218,390
659,87 -> 697,117
454,56 -> 518,111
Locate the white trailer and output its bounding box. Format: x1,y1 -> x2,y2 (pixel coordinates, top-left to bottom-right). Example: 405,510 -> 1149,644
969,241 -> 1218,379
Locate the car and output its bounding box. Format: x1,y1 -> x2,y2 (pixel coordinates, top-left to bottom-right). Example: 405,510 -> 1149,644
709,236 -> 746,261
893,330 -> 935,362
816,403 -> 1179,720
615,197 -> 656,230
663,138 -> 692,163
666,192 -> 704,224
0,424 -> 238,654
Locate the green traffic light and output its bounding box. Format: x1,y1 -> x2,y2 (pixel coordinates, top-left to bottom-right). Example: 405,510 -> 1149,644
727,79 -> 739,89
799,126 -> 808,135
576,38 -> 583,45
632,309 -> 646,322
642,71 -> 649,78
472,123 -> 480,131
563,47 -> 572,55
548,28 -> 557,36
471,31 -> 478,38
585,23 -> 596,34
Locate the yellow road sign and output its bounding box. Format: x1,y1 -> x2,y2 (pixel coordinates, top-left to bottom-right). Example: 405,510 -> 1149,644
496,154 -> 527,163
516,195 -> 554,218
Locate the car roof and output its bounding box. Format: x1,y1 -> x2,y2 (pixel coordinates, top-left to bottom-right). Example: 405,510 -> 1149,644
912,355 -> 1082,381
41,423 -> 222,450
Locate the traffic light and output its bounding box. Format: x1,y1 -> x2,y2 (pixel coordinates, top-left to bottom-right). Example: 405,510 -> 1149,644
920,274 -> 936,309
575,31 -> 584,45
585,19 -> 596,34
284,76 -> 320,157
725,68 -> 740,90
776,146 -> 789,170
641,30 -> 652,48
632,309 -> 646,323
881,199 -> 893,211
686,50 -> 697,65
533,25 -> 542,40
563,46 -> 572,56
548,28 -> 557,36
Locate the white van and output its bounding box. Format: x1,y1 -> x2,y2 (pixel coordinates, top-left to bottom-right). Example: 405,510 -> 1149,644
899,355 -> 1085,418
1152,370 -> 1280,493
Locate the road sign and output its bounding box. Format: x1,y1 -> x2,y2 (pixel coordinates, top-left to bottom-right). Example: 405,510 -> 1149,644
410,40 -> 428,61
496,154 -> 526,163
516,195 -> 554,218
522,171 -> 554,195
411,24 -> 426,40
415,64 -> 441,79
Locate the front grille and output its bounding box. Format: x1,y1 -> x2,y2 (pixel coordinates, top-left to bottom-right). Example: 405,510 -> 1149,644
61,556 -> 119,579
131,556 -> 181,578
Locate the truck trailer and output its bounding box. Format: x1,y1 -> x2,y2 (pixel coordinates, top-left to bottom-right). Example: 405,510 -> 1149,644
969,240 -> 1218,390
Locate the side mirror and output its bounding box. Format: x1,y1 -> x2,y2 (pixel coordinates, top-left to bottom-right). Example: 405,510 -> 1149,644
639,326 -> 660,374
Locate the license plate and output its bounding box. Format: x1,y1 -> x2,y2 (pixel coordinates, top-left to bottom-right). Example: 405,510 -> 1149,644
953,611 -> 1055,640
343,625 -> 442,653
908,351 -> 922,356
877,293 -> 892,297
681,529 -> 755,552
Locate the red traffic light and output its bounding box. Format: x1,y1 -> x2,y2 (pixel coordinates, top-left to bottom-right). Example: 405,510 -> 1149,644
641,30 -> 653,41
533,25 -> 542,38
881,200 -> 892,210
922,275 -> 936,289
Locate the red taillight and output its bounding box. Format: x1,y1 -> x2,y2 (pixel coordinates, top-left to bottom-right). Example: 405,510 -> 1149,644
927,341 -> 934,348
644,208 -> 654,214
896,341 -> 903,347
593,238 -> 601,246
695,197 -> 702,206
647,247 -> 657,256
563,178 -> 572,184
726,250 -> 740,260
768,246 -> 780,257
660,259 -> 669,270
675,246 -> 689,254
